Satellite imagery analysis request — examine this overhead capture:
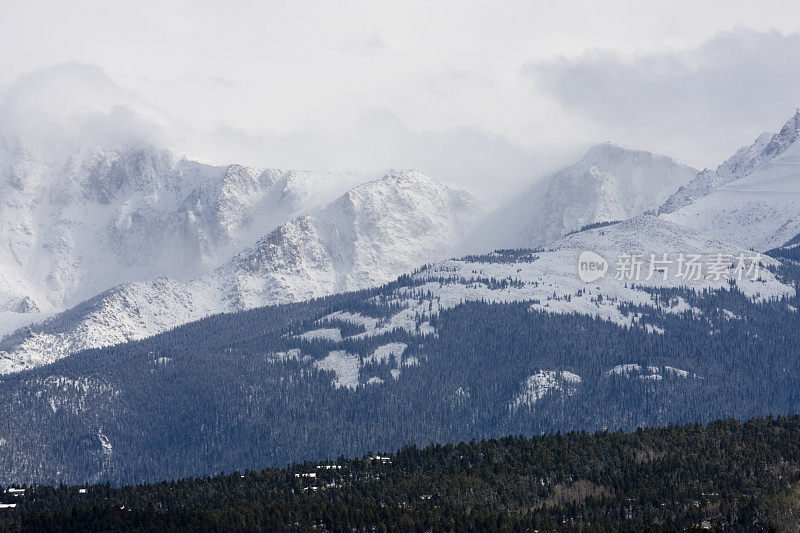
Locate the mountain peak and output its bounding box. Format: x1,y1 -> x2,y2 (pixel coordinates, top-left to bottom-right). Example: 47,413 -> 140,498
660,107 -> 800,251
761,107 -> 800,160
463,144 -> 698,253
583,142 -> 632,160
376,169 -> 439,188
586,141 -> 635,153
339,169 -> 471,208
580,142 -> 684,171
586,141 -> 654,155
659,108 -> 800,217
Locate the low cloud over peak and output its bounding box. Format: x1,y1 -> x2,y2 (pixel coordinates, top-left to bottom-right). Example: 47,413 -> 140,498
0,63 -> 169,153
525,28 -> 800,168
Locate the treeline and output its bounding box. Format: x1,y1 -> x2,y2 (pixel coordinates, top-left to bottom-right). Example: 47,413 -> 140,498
0,274 -> 800,486
2,416 -> 800,531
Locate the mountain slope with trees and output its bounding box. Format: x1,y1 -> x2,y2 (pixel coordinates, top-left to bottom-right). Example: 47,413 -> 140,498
2,416 -> 800,531
0,252 -> 798,486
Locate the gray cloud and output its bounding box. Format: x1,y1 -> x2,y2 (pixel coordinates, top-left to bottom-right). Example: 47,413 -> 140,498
192,107 -> 547,204
525,29 -> 800,167
17,29 -> 800,203
0,62 -> 547,203
0,63 -> 169,153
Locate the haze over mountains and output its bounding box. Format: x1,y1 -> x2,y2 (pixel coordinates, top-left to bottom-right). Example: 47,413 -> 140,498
2,106 -> 800,376
0,169 -> 483,373
0,144 -> 366,312
467,143 -> 698,251
662,110 -> 800,250
2,89 -> 800,487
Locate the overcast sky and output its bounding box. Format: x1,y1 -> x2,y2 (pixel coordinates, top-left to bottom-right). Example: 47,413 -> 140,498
3,0 -> 800,200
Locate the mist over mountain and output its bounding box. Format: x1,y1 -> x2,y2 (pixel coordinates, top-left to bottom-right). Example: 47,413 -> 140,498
662,109 -> 800,250
464,143 -> 697,252
3,12 -> 800,520
7,107 -> 800,375
0,28 -> 800,512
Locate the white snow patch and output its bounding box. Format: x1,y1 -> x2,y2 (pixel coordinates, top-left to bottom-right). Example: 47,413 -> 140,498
298,328 -> 342,342
509,370 -> 582,411
365,343 -> 407,365
608,364 -> 696,380
313,350 -> 360,390
607,364 -> 643,375
98,431 -> 112,455
664,366 -> 690,378
268,348 -> 307,362
321,311 -> 380,333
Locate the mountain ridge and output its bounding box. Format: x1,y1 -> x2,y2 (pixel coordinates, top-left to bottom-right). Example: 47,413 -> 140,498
464,143 -> 698,253
661,109 -> 800,251
0,170 -> 485,373
0,141 -> 368,317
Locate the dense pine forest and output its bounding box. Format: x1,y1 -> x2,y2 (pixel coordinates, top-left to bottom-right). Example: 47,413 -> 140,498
1,416 -> 799,531
0,252 -> 800,486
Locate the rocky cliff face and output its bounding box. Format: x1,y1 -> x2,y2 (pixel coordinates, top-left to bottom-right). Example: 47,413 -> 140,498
0,170 -> 485,373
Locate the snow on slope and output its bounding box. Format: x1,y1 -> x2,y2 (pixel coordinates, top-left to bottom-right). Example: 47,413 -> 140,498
659,132 -> 773,214
279,342 -> 411,390
311,216 -> 792,347
0,171 -> 485,374
466,143 -> 697,251
3,212 -> 790,376
509,371 -> 582,412
0,142 -> 364,315
662,110 -> 800,251
224,170 -> 482,306
607,364 -> 698,380
274,216 -> 790,390
0,64 -> 369,327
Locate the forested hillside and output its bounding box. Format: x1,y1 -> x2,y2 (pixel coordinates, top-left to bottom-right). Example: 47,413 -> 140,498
2,416 -> 800,531
0,252 -> 799,486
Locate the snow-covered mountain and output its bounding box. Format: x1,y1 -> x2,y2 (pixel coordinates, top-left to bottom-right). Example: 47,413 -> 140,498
2,62 -> 797,380
466,143 -> 698,251
415,216 -> 788,332
0,141 -> 365,317
0,171 -> 484,373
658,132 -> 773,214
5,131 -> 790,375
170,215 -> 784,393
661,110 -> 800,251
4,208 -> 789,375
